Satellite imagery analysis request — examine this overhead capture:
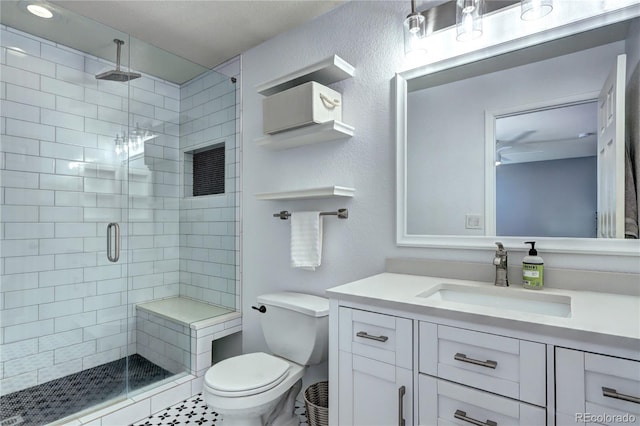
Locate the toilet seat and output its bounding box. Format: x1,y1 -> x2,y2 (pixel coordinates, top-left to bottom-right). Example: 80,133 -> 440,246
205,352 -> 290,397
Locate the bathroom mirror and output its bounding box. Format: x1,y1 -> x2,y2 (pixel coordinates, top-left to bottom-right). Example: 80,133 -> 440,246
494,101 -> 598,238
396,5 -> 640,254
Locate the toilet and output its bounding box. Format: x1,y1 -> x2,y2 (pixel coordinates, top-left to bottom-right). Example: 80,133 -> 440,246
203,292 -> 329,426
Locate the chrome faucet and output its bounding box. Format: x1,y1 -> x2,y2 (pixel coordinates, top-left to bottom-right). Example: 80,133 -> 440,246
493,242 -> 509,287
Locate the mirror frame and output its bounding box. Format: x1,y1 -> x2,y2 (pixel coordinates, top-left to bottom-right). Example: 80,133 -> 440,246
395,4 -> 640,256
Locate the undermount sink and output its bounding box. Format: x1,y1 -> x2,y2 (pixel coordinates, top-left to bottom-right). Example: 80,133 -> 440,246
417,283 -> 572,318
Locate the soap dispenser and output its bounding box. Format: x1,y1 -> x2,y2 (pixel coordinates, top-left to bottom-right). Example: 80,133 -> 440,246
522,241 -> 544,290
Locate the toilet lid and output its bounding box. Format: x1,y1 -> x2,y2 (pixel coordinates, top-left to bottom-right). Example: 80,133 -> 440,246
205,352 -> 290,397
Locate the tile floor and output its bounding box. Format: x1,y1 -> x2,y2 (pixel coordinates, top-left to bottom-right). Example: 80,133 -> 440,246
130,393 -> 309,426
0,355 -> 172,426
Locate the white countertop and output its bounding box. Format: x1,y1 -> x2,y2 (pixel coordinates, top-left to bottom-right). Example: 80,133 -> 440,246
326,273 -> 640,344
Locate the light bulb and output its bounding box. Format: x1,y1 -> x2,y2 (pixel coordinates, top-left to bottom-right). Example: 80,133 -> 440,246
463,13 -> 474,35
406,13 -> 424,34
27,4 -> 53,18
404,11 -> 427,56
521,0 -> 553,20
462,3 -> 475,14
457,0 -> 483,42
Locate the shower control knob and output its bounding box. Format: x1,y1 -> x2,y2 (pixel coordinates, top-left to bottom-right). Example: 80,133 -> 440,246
251,305 -> 267,313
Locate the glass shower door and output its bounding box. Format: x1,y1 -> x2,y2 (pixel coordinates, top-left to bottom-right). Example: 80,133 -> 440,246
0,18 -> 133,424
1,2 -> 221,423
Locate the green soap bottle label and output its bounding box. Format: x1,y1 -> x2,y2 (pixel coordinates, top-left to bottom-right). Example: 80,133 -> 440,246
523,263 -> 544,288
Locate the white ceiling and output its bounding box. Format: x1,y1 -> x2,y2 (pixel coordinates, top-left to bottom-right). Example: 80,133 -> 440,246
495,102 -> 598,165
50,0 -> 347,69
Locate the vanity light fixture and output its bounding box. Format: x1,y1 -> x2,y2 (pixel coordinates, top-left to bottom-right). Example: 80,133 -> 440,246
520,0 -> 553,21
404,0 -> 427,57
456,0 -> 484,42
403,0 -> 557,56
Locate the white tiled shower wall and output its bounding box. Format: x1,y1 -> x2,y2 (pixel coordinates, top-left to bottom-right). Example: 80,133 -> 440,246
136,310 -> 191,375
179,59 -> 240,310
0,25 -> 181,395
0,25 -> 240,396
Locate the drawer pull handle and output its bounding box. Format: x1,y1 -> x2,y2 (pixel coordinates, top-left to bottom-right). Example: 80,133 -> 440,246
454,353 -> 498,369
356,331 -> 389,342
398,386 -> 406,426
602,387 -> 640,404
455,409 -> 498,426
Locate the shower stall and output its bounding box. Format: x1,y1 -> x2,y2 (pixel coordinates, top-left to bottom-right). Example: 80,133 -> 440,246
0,2 -> 239,424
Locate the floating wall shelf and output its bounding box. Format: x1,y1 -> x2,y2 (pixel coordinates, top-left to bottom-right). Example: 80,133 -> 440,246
256,55 -> 355,97
255,186 -> 355,201
256,120 -> 354,151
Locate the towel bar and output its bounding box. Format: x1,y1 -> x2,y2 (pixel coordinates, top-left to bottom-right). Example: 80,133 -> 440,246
273,209 -> 349,220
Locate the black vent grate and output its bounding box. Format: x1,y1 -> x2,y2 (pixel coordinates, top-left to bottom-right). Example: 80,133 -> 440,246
193,145 -> 225,196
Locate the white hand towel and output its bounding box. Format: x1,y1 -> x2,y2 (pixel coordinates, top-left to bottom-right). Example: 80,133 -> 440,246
291,211 -> 323,271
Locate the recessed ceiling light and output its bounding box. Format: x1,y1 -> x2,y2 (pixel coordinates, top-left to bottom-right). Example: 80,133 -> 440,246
27,4 -> 53,19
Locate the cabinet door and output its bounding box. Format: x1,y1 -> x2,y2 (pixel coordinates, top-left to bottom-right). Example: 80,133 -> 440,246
339,351 -> 413,426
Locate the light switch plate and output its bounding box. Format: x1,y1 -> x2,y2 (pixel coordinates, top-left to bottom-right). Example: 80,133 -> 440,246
465,214 -> 483,229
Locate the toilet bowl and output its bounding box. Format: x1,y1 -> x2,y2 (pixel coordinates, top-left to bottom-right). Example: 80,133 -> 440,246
204,352 -> 304,426
203,292 -> 329,426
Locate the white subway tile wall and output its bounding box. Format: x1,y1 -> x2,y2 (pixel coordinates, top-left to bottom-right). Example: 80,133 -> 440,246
179,60 -> 239,309
0,26 -> 175,396
136,310 -> 191,375
1,25 -> 240,398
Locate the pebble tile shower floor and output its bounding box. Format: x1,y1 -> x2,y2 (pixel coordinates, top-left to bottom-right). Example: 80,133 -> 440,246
0,355 -> 172,426
131,393 -> 309,426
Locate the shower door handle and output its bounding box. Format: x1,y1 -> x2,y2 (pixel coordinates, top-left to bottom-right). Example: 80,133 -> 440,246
107,222 -> 120,262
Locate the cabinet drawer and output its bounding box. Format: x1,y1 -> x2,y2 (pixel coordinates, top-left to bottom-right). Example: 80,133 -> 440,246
339,307 -> 412,369
419,322 -> 546,406
418,375 -> 546,425
556,348 -> 640,425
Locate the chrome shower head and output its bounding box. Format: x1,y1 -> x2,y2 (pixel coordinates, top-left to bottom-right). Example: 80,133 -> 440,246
95,39 -> 141,82
95,69 -> 141,81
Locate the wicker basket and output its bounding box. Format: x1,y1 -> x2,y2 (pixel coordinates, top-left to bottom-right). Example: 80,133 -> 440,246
304,381 -> 329,426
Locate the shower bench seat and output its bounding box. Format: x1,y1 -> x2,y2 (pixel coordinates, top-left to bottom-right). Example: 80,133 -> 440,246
136,297 -> 242,378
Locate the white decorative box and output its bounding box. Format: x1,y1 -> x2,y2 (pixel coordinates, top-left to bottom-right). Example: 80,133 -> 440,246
263,81 -> 342,135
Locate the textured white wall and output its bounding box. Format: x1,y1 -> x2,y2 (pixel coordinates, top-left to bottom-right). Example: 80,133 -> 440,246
241,1 -> 406,385
241,1 -> 640,387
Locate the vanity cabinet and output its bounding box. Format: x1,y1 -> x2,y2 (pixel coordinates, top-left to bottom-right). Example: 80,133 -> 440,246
555,347 -> 640,425
328,269 -> 640,426
337,307 -> 413,425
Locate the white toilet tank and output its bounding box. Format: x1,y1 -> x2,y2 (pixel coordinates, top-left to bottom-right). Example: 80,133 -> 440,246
256,292 -> 329,366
